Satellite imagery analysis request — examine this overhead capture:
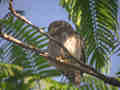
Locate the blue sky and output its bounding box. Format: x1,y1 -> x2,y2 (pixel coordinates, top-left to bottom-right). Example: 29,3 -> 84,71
0,0 -> 120,76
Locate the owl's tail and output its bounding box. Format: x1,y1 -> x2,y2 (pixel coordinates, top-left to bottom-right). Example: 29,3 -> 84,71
64,71 -> 83,87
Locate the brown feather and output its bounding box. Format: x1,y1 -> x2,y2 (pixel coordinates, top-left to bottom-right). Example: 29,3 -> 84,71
48,20 -> 85,87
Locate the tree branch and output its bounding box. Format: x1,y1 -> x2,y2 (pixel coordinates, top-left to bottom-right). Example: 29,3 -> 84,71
2,0 -> 119,87
0,33 -> 47,57
0,28 -> 120,87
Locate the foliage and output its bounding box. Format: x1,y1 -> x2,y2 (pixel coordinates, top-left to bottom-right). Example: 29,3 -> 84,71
0,0 -> 120,90
59,0 -> 120,89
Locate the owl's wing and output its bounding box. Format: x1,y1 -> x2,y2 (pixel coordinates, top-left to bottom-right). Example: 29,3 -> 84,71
79,35 -> 86,64
72,32 -> 86,65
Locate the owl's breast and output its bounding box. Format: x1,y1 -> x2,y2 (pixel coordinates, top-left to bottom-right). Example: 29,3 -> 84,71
63,35 -> 81,60
64,36 -> 77,55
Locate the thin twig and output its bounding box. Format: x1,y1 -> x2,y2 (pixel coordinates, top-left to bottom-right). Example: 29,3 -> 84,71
0,33 -> 47,56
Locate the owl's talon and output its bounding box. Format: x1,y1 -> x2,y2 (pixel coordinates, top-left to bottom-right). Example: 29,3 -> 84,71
56,56 -> 68,64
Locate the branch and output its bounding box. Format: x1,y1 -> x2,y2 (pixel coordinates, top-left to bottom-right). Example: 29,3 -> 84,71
0,33 -> 47,57
6,0 -> 120,87
0,30 -> 120,87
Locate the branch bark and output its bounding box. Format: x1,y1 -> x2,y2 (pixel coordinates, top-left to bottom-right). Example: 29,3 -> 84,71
0,0 -> 118,87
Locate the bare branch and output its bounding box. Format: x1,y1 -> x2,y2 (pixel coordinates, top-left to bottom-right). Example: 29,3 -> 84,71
0,33 -> 47,57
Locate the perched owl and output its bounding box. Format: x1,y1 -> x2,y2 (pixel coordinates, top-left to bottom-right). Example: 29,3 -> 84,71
48,20 -> 85,86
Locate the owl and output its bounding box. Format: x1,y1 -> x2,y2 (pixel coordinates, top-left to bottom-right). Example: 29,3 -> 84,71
48,20 -> 85,86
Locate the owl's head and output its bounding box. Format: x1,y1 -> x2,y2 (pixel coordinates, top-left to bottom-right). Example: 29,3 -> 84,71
48,20 -> 74,36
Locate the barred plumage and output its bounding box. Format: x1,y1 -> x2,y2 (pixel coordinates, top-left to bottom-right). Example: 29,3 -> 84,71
48,20 -> 85,86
